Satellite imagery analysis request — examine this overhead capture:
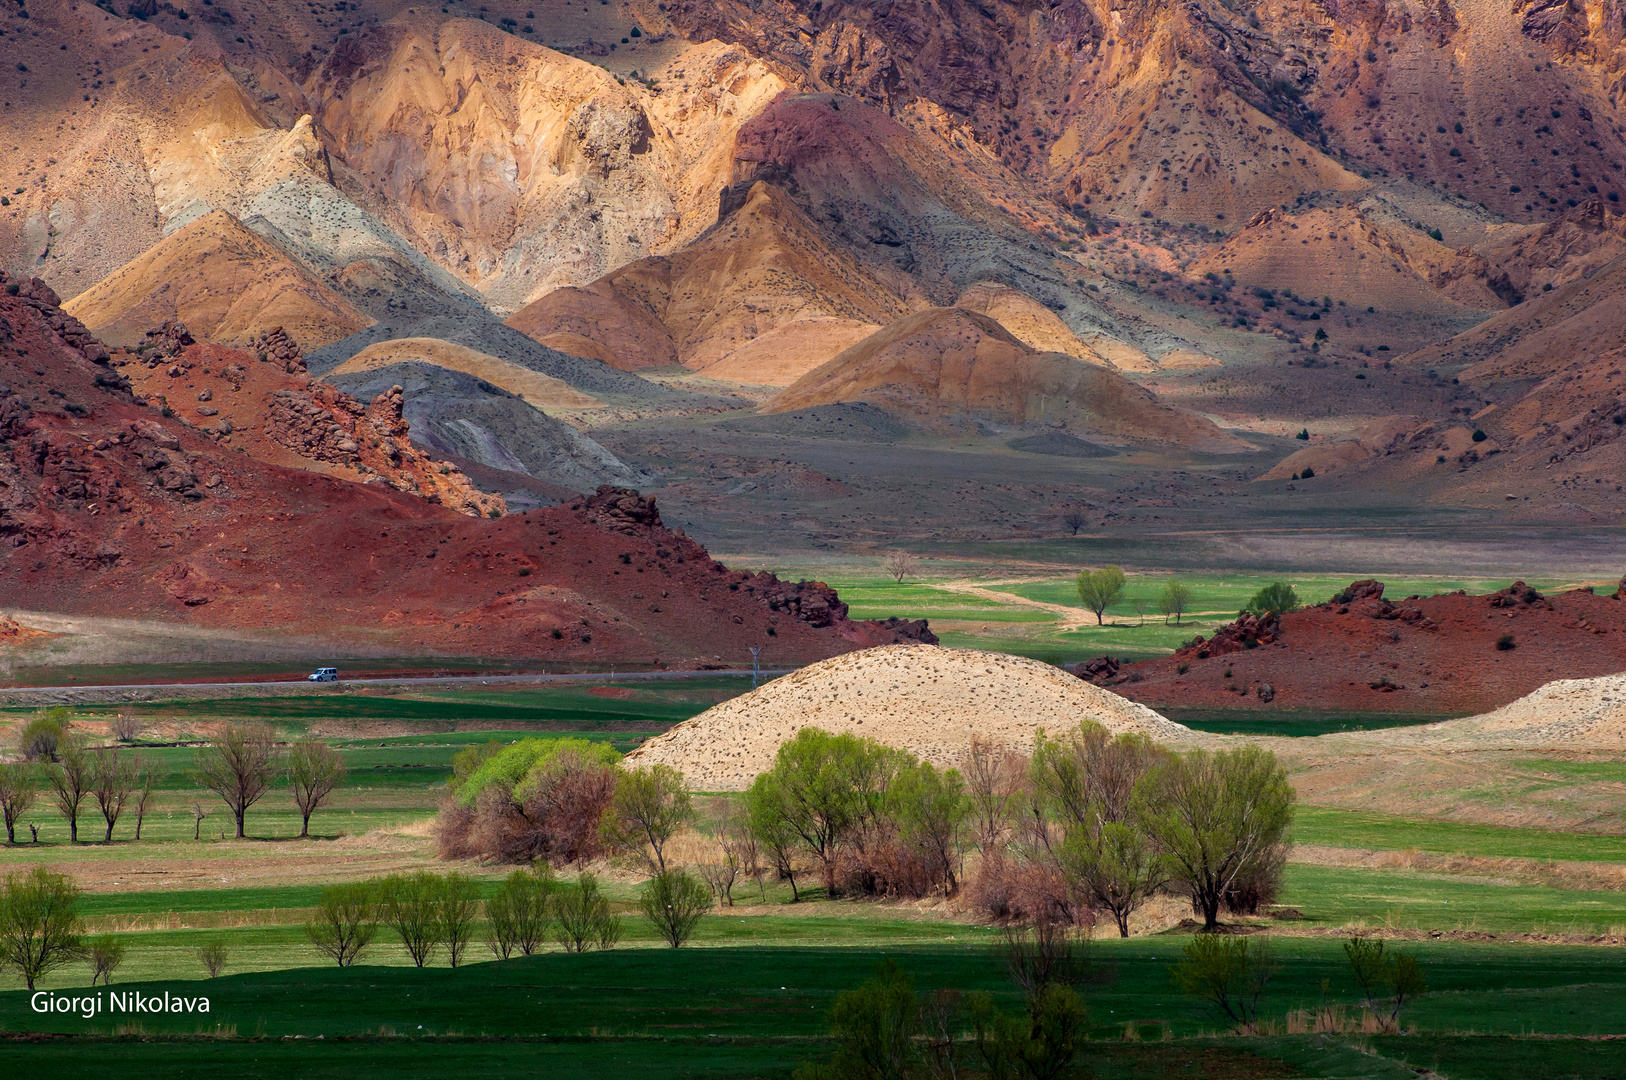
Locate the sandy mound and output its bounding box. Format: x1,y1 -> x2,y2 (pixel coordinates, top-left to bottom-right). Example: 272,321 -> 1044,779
64,210 -> 372,350
762,308 -> 1252,451
624,644 -> 1203,789
329,339 -> 603,411
1370,674 -> 1626,751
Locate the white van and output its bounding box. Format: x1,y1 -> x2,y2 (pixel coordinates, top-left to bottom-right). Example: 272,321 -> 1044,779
308,667 -> 339,682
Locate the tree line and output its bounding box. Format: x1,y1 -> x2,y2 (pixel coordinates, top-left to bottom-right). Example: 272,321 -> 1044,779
0,711 -> 347,844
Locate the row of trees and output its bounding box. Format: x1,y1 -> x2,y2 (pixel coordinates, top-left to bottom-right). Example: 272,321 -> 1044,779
436,723 -> 1291,936
1073,566 -> 1195,626
0,716 -> 346,843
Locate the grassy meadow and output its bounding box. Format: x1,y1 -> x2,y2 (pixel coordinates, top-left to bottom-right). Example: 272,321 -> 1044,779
748,566 -> 1602,664
1,671 -> 1624,1077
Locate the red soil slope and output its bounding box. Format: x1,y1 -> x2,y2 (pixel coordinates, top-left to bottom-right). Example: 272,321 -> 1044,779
1105,580 -> 1626,716
0,273 -> 931,665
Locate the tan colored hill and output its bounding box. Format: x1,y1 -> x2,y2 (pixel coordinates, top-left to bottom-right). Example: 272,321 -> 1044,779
506,181 -> 916,374
762,308 -> 1253,452
953,282 -> 1115,369
328,338 -> 605,411
695,319 -> 883,386
1190,207 -> 1502,314
1363,673 -> 1626,752
63,211 -> 372,350
624,644 -> 1202,789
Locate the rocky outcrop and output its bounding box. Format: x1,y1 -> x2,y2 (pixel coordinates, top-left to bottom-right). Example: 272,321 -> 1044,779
1,271 -> 113,365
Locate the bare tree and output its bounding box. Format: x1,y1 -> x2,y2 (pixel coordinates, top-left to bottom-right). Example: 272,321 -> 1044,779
192,723 -> 276,839
87,935 -> 126,985
716,799 -> 763,902
200,942 -> 228,978
92,747 -> 140,842
191,802 -> 208,840
48,734 -> 95,843
961,737 -> 1028,853
110,711 -> 143,743
0,762 -> 38,845
132,768 -> 158,841
1061,508 -> 1088,535
883,549 -> 920,584
288,739 -> 347,838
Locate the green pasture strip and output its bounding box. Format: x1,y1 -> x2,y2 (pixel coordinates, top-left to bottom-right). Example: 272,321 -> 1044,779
5,1033 -> 1622,1080
1506,759 -> 1626,782
1165,709 -> 1461,736
0,807 -> 431,850
1290,807 -> 1626,863
6,939 -> 1625,1042
4,657 -> 548,687
1280,864 -> 1626,933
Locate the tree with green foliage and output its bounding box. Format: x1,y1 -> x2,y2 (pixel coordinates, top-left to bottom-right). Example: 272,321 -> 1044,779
446,737 -> 621,864
1075,565 -> 1125,625
0,866 -> 84,990
744,781 -> 805,901
553,873 -> 620,953
639,870 -> 711,948
288,739 -> 347,838
200,942 -> 229,978
18,706 -> 71,762
378,871 -> 444,967
48,733 -> 94,843
603,763 -> 692,874
1137,746 -> 1293,930
1245,582 -> 1300,618
486,866 -> 555,959
797,959 -> 919,1080
0,762 -> 38,845
888,760 -> 970,895
1171,933 -> 1278,1033
306,881 -> 379,967
192,722 -> 277,839
970,924 -> 1090,1080
746,728 -> 905,898
1157,581 -> 1194,625
91,746 -> 140,842
438,872 -> 482,968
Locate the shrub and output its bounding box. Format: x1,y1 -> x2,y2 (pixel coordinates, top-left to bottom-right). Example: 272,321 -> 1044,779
442,739 -> 620,864
1345,934 -> 1427,1031
306,882 -> 378,967
796,959 -> 919,1080
1245,582 -> 1300,617
110,712 -> 143,743
1171,934 -> 1277,1033
553,872 -> 619,953
486,866 -> 555,959
1299,466 -> 1315,478
87,934 -> 126,984
1496,633 -> 1515,650
639,870 -> 711,948
199,942 -> 229,978
18,707 -> 71,762
1472,428 -> 1487,442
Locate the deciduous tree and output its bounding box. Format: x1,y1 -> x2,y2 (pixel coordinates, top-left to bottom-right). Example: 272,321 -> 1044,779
288,739 -> 347,838
603,763 -> 692,874
0,762 -> 38,845
883,550 -> 919,583
306,882 -> 378,967
1158,581 -> 1193,625
639,870 -> 711,948
0,866 -> 84,990
1138,746 -> 1293,930
48,733 -> 94,843
92,746 -> 140,842
1075,565 -> 1125,625
192,723 -> 276,839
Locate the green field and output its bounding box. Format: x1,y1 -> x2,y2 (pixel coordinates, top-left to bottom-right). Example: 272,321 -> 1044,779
753,569 -> 1591,663
4,679 -> 1626,1078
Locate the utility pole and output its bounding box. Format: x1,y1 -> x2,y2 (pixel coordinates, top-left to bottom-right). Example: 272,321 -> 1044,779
749,646 -> 762,689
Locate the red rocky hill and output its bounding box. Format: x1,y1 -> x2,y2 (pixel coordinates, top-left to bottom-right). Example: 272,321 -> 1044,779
1095,580 -> 1626,716
0,273 -> 932,665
